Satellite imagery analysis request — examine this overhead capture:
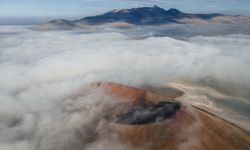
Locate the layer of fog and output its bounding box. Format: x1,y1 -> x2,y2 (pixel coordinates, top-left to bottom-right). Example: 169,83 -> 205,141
33,19 -> 250,39
0,26 -> 250,150
119,23 -> 250,38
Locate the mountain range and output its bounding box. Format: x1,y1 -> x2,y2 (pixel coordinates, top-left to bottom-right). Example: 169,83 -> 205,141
35,6 -> 250,30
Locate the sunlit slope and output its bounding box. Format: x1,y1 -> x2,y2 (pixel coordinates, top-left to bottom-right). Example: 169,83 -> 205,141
80,82 -> 250,150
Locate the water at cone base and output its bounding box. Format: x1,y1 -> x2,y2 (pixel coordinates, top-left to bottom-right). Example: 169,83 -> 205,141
77,82 -> 250,150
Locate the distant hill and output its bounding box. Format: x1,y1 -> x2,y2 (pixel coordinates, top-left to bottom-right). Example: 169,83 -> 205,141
35,6 -> 250,30
77,6 -> 222,25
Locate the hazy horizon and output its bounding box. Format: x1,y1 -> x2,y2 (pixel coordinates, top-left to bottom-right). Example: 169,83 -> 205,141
1,0 -> 250,25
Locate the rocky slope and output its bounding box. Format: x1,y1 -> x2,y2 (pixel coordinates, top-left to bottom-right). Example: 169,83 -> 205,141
35,6 -> 250,30
76,82 -> 250,150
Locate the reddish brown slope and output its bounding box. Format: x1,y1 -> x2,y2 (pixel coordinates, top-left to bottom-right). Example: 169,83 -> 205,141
82,82 -> 250,150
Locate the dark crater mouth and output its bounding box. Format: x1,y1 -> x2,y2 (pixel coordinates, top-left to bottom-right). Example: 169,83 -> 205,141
111,102 -> 181,125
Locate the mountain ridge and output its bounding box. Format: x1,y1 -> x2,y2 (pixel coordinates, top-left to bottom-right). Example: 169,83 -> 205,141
75,6 -> 224,25
35,6 -> 249,30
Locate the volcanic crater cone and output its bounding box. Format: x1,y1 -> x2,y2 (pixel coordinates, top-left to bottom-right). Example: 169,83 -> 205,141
80,82 -> 250,150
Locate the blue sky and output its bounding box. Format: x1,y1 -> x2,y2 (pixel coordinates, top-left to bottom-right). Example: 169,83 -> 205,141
0,0 -> 250,19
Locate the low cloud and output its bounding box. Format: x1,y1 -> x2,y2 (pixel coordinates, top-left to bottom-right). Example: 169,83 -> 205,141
0,26 -> 249,149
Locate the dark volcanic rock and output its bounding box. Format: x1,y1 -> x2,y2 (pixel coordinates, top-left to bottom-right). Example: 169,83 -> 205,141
112,102 -> 181,124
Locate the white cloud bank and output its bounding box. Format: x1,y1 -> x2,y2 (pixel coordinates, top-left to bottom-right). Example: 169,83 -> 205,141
0,26 -> 250,150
